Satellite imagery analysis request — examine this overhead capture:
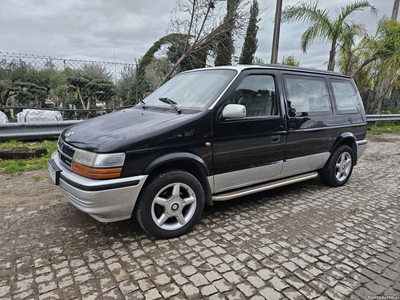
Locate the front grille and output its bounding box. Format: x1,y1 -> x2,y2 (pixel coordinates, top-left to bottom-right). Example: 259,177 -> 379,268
58,139 -> 76,169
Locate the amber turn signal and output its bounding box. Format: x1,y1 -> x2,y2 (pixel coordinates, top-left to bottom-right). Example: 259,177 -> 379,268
72,162 -> 122,179
205,142 -> 211,147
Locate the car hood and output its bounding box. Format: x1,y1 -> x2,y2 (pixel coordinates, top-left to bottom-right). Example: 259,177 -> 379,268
61,107 -> 207,153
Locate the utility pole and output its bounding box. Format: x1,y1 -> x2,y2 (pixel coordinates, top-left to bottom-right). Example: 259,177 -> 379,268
392,0 -> 399,21
271,0 -> 283,64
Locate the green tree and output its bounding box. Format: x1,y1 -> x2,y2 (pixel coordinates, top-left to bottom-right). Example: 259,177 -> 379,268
215,0 -> 241,66
117,65 -> 136,105
351,19 -> 400,78
239,0 -> 259,65
0,59 -> 50,107
82,63 -> 112,81
349,20 -> 400,114
282,0 -> 377,71
128,33 -> 187,103
282,54 -> 300,66
67,75 -> 116,109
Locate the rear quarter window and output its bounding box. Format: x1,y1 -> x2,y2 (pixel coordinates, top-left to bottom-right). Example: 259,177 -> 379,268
330,79 -> 360,114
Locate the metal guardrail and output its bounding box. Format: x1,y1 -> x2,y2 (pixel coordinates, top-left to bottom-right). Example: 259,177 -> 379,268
0,121 -> 81,140
366,114 -> 400,122
0,114 -> 399,141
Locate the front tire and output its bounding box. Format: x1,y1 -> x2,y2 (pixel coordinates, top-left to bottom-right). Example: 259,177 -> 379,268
135,170 -> 205,239
320,145 -> 354,187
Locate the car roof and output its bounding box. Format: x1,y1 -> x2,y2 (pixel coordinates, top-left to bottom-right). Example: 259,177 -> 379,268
185,64 -> 349,78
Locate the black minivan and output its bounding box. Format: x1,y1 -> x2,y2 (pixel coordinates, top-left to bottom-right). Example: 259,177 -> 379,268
48,65 -> 367,238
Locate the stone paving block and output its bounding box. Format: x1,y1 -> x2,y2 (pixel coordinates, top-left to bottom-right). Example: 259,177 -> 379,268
205,270 -> 222,282
268,277 -> 289,292
259,287 -> 282,300
325,287 -> 344,299
334,283 -> 353,296
237,282 -> 255,297
299,285 -> 320,299
38,290 -> 61,300
364,281 -> 386,295
247,275 -> 265,289
182,283 -> 200,299
283,287 -> 306,300
190,273 -> 209,287
256,269 -> 274,281
213,279 -> 232,293
160,283 -> 180,298
153,274 -> 170,286
286,276 -> 305,290
119,280 -> 138,295
138,278 -> 155,292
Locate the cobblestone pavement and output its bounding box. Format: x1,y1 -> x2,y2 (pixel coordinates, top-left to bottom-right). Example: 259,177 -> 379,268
1,134 -> 399,300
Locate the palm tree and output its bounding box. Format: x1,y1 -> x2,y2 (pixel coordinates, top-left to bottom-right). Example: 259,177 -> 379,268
337,22 -> 366,75
282,0 -> 377,71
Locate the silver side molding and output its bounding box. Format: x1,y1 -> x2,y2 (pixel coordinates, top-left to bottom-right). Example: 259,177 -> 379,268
280,152 -> 330,177
213,161 -> 283,193
212,172 -> 318,201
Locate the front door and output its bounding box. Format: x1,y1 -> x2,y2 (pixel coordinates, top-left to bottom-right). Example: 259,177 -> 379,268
211,70 -> 286,193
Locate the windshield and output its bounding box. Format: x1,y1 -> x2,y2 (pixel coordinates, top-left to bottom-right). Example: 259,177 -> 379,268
143,69 -> 237,110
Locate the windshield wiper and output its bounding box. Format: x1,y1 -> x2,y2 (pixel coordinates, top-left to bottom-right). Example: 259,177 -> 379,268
159,98 -> 181,114
139,99 -> 146,109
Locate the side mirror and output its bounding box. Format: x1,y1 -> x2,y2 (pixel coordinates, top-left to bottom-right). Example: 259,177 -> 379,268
222,104 -> 246,119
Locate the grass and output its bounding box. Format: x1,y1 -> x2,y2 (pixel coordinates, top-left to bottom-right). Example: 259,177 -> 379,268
0,139 -> 57,175
367,123 -> 400,135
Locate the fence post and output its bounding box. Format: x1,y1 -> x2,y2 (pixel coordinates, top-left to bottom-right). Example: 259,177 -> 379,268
135,58 -> 139,104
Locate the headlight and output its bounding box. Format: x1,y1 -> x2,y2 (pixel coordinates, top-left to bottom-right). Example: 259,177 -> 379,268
73,149 -> 97,167
72,150 -> 125,179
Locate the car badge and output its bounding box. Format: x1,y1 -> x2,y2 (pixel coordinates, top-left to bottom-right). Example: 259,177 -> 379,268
65,131 -> 74,138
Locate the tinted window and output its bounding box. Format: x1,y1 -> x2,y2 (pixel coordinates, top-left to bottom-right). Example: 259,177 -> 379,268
284,76 -> 330,117
226,75 -> 278,117
331,80 -> 359,111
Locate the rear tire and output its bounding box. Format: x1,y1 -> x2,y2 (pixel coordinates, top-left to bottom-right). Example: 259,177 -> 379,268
319,145 -> 354,187
135,170 -> 205,239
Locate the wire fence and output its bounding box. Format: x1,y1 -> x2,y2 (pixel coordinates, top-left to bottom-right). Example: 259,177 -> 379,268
0,51 -> 157,123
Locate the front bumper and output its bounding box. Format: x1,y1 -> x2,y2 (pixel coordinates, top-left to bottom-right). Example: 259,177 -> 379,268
49,152 -> 148,222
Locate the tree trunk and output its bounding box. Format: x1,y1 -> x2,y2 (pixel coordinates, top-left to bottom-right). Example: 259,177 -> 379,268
327,38 -> 337,71
76,85 -> 86,109
369,78 -> 394,114
345,51 -> 353,76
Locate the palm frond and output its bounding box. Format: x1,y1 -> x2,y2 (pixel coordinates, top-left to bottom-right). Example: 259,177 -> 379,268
338,1 -> 378,24
300,24 -> 329,52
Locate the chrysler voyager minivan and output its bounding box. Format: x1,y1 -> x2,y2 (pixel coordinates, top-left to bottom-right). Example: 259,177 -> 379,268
48,65 -> 367,238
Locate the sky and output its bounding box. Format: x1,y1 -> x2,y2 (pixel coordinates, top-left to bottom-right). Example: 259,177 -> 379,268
0,0 -> 395,70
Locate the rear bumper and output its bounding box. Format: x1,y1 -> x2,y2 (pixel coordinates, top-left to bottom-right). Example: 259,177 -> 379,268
356,140 -> 367,160
50,152 -> 147,222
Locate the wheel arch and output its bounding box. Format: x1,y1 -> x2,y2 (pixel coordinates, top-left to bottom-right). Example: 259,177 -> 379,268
331,132 -> 358,165
142,153 -> 213,206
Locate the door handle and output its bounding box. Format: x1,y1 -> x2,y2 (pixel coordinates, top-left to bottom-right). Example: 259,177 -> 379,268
271,135 -> 281,143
